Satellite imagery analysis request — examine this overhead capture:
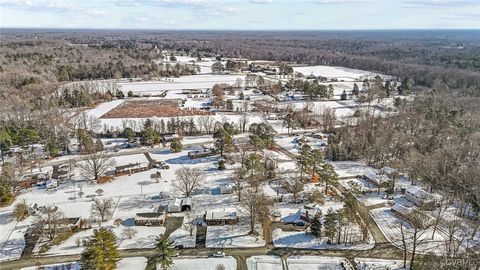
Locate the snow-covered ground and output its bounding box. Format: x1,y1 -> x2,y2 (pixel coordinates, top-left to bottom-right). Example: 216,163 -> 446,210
0,212 -> 30,262
118,257 -> 148,270
370,207 -> 462,255
117,75 -> 245,95
171,256 -> 237,270
44,225 -> 165,256
293,65 -> 382,81
355,258 -> 407,270
272,227 -> 374,251
287,256 -> 352,270
247,256 -> 282,270
330,161 -> 378,178
96,112 -> 265,132
206,223 -> 266,248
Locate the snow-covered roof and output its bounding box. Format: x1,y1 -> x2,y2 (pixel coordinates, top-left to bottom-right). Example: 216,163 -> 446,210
205,208 -> 237,220
405,186 -> 434,200
380,166 -> 395,175
365,172 -> 389,184
391,203 -> 414,215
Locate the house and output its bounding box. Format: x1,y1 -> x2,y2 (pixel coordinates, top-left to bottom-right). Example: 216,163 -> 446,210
404,186 -> 439,208
168,198 -> 193,213
115,162 -> 149,176
300,203 -> 322,222
364,172 -> 390,187
135,206 -> 166,226
187,148 -> 215,159
45,179 -> 58,189
391,203 -> 434,228
205,208 -> 238,226
161,134 -> 180,143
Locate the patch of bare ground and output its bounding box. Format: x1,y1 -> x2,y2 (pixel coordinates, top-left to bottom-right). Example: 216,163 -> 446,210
101,100 -> 213,118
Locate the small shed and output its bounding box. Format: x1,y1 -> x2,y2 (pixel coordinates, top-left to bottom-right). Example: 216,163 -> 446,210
135,206 -> 165,226
168,198 -> 192,213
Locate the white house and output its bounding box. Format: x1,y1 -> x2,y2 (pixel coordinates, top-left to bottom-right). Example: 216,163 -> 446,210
404,186 -> 438,208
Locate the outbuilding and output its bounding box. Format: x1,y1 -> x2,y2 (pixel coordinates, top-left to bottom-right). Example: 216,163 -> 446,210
204,208 -> 238,226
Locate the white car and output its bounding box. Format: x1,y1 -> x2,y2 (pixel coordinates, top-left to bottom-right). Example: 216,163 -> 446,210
212,251 -> 225,257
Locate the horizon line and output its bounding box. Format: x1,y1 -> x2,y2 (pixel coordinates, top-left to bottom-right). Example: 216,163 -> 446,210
2,27 -> 480,32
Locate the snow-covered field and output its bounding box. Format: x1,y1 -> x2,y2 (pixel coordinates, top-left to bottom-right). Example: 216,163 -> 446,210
171,256 -> 237,270
117,75 -> 245,95
293,65 -> 382,81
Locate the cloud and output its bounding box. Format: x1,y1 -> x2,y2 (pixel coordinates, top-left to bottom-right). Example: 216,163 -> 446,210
442,13 -> 480,21
111,0 -> 205,9
311,0 -> 376,4
401,0 -> 479,8
249,0 -> 273,4
0,0 -> 108,17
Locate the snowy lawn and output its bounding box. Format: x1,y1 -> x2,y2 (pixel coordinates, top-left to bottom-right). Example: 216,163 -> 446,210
247,256 -> 282,270
355,258 -> 407,270
206,222 -> 266,248
272,227 -> 374,251
330,161 -> 378,178
287,256 -> 352,270
44,225 -> 166,256
370,207 -> 467,255
118,257 -> 148,270
171,256 -> 237,270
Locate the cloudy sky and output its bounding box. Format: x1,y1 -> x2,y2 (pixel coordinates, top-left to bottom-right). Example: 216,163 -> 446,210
0,0 -> 479,30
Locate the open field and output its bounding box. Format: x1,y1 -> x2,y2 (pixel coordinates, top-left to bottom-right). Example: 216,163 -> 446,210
102,100 -> 213,118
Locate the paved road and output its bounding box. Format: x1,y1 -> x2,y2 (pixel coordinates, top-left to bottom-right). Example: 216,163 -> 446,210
0,244 -> 405,270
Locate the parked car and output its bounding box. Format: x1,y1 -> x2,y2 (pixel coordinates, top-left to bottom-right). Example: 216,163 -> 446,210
212,251 -> 225,257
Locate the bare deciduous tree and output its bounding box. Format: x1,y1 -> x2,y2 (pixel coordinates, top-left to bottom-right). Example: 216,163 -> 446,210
36,205 -> 65,241
173,167 -> 204,197
241,188 -> 271,235
121,227 -> 137,240
78,151 -> 115,180
90,198 -> 114,222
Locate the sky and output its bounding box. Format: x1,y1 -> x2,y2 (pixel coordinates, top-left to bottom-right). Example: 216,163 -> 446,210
0,0 -> 479,30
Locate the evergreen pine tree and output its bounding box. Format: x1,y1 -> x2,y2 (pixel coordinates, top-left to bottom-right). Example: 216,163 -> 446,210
310,211 -> 322,238
324,208 -> 337,244
81,228 -> 120,270
153,236 -> 176,270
